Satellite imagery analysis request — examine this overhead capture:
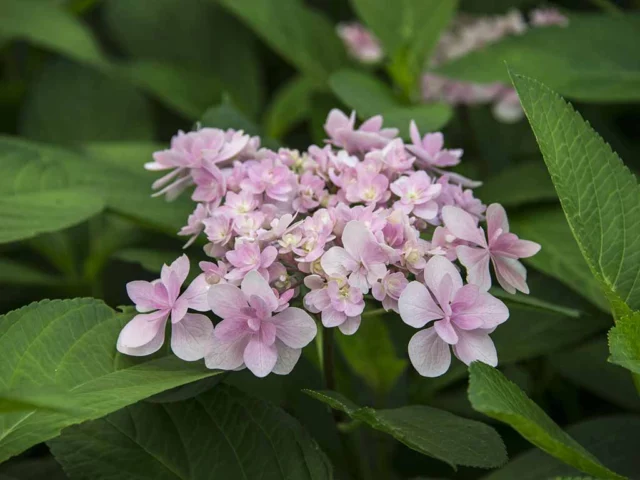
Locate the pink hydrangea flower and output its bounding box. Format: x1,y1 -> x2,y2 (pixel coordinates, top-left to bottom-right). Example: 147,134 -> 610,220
179,203 -> 209,247
303,275 -> 364,335
372,271 -> 409,313
407,121 -> 462,169
117,255 -> 214,361
530,7 -> 569,27
443,204 -> 541,294
336,22 -> 383,64
207,271 -> 317,377
321,220 -> 388,293
225,242 -> 278,283
294,172 -> 326,212
391,171 -> 442,220
398,255 -> 509,377
241,159 -> 294,202
345,172 -> 390,205
325,110 -> 398,154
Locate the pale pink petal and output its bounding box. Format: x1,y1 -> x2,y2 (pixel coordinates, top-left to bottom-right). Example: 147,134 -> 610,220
117,310 -> 168,350
348,270 -> 369,293
181,274 -> 210,312
215,318 -> 250,342
271,307 -> 317,348
171,296 -> 189,324
244,337 -> 278,377
117,318 -> 166,357
398,281 -> 443,328
171,313 -> 214,361
272,341 -> 302,375
342,221 -> 375,260
412,201 -> 439,220
486,203 -> 509,238
493,256 -> 530,294
409,120 -> 422,147
453,331 -> 497,366
453,285 -> 509,329
322,308 -> 347,327
442,206 -> 487,246
208,284 -> 248,318
240,270 -> 278,312
260,246 -> 278,268
423,255 -> 463,301
434,319 -> 459,345
456,245 -> 492,291
205,334 -> 249,371
126,280 -> 163,312
338,315 -> 361,335
321,247 -> 355,277
509,239 -> 541,258
408,328 -> 451,377
161,254 -> 190,290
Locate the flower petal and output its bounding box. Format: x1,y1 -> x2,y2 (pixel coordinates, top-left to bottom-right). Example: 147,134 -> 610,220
442,206 -> 486,246
208,284 -> 248,318
408,328 -> 451,377
243,337 -> 278,377
398,281 -> 443,328
117,319 -> 166,357
493,256 -> 529,294
117,311 -> 168,350
456,245 -> 492,291
161,254 -> 190,295
423,255 -> 463,301
272,340 -> 302,375
453,331 -> 497,367
486,203 -> 509,237
453,285 -> 509,329
271,307 -> 317,348
322,308 -> 347,328
241,270 -> 278,312
338,315 -> 361,335
321,247 -> 354,277
434,319 -> 459,345
205,334 -> 249,371
181,274 -> 210,312
126,280 -> 163,312
171,313 -> 214,361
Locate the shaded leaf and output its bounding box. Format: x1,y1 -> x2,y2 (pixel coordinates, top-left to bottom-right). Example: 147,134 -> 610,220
0,258 -> 61,286
0,298 -> 221,462
305,389 -> 507,469
0,456 -> 67,480
477,161 -> 557,207
469,362 -> 626,480
608,311 -> 640,375
264,77 -> 321,139
50,385 -> 332,480
112,248 -> 179,274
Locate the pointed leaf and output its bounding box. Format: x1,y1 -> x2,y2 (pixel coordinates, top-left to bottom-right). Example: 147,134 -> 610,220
609,311 -> 640,375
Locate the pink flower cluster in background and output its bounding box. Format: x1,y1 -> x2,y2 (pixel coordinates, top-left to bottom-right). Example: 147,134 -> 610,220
118,110 -> 540,378
336,7 -> 569,123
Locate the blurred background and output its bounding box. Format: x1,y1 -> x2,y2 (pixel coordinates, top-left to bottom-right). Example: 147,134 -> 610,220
1,0 -> 639,478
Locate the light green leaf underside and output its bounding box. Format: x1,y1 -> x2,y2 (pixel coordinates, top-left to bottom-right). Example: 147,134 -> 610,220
512,73 -> 640,315
510,207 -> 609,312
50,385 -> 332,480
469,363 -> 626,480
439,14 -> 640,102
608,311 -> 640,375
482,416 -> 640,480
0,298 -> 221,463
305,389 -> 507,469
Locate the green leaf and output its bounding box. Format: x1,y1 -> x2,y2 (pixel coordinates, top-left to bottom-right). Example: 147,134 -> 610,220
512,72 -> 640,315
264,77 -> 321,139
218,0 -> 346,80
336,312 -> 407,394
0,298 -> 221,463
305,389 -> 507,469
510,207 -> 610,312
608,311 -> 640,375
103,0 -> 262,117
113,248 -> 179,274
552,337 -> 640,411
0,258 -> 61,286
439,15 -> 640,102
477,161 -> 557,208
200,99 -> 263,136
481,416 -> 640,480
0,188 -> 104,244
19,60 -> 154,145
468,362 -> 626,480
50,385 -> 332,480
0,387 -> 81,414
0,456 -> 67,480
0,0 -> 109,68
329,69 -> 452,135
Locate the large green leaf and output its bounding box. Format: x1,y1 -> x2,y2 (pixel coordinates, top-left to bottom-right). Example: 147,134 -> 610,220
482,416 -> 640,480
305,390 -> 507,469
50,385 -> 332,480
468,363 -> 626,480
329,69 -> 452,135
19,60 -> 154,145
0,0 -> 109,68
552,337 -> 640,411
264,77 -> 322,139
0,258 -> 61,286
510,207 -> 609,312
336,311 -> 407,395
477,161 -> 557,208
113,248 -> 179,274
513,71 -> 640,316
104,0 -> 262,117
0,456 -> 67,480
218,0 -> 347,80
439,15 -> 640,102
608,311 -> 640,375
0,298 -> 220,463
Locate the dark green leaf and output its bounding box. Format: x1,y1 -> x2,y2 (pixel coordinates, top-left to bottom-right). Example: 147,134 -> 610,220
19,60 -> 154,145
608,312 -> 640,375
50,385 -> 332,480
439,15 -> 640,102
477,161 -> 557,207
305,390 -> 507,469
0,258 -> 61,286
0,456 -> 67,480
0,298 -> 221,462
264,77 -> 322,139
468,363 -> 626,480
113,248 -> 179,274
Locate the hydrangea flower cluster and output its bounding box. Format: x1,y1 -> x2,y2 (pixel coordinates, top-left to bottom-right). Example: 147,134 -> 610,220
336,7 -> 569,123
117,109 -> 540,378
